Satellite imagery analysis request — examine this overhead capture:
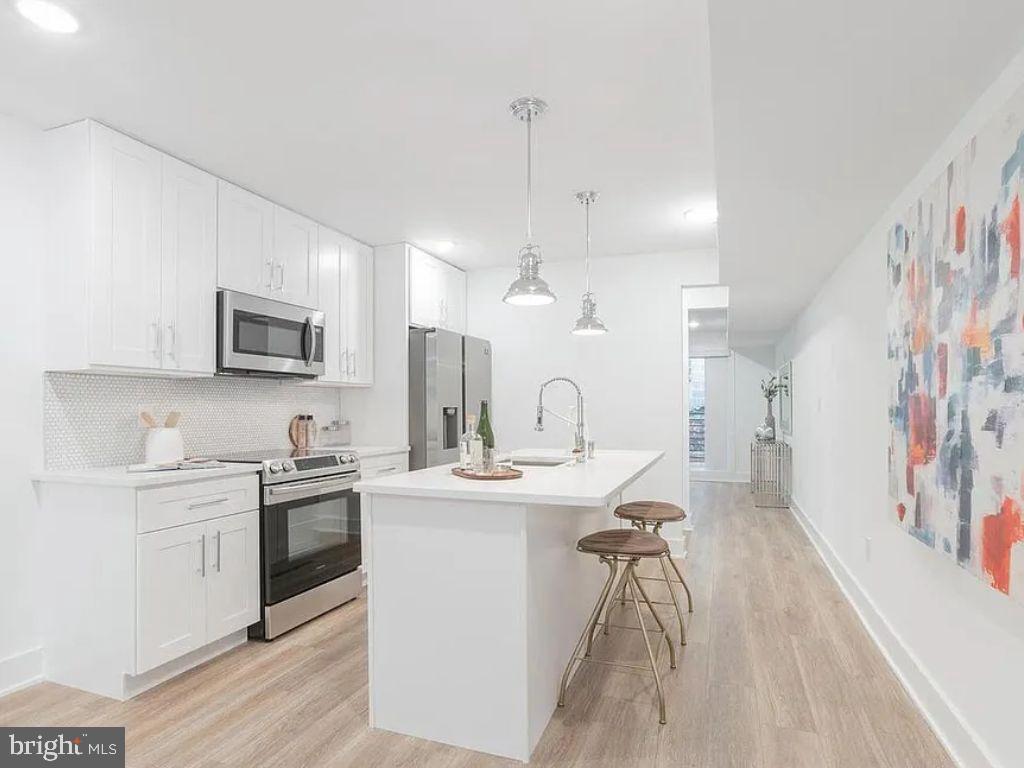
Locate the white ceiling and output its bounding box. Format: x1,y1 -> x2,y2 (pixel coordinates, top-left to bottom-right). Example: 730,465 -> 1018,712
0,0 -> 717,269
709,0 -> 1024,343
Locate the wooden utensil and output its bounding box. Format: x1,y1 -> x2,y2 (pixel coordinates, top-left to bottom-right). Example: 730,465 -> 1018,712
164,411 -> 181,428
140,411 -> 157,428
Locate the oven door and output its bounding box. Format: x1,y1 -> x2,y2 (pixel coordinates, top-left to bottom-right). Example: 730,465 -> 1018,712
218,290 -> 325,377
262,474 -> 361,605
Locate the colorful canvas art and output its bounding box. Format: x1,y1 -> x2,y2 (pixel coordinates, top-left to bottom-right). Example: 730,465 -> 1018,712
887,85 -> 1024,600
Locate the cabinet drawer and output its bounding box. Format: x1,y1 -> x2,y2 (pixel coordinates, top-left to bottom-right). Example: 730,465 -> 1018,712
359,453 -> 409,479
137,474 -> 259,533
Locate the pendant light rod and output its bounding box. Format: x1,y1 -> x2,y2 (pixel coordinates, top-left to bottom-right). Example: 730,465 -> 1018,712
575,191 -> 599,293
526,111 -> 532,242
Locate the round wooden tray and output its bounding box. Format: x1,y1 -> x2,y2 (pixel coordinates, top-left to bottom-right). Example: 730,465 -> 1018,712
452,467 -> 523,481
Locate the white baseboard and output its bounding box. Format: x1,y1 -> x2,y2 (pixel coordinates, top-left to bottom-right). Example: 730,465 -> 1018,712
691,469 -> 749,484
789,499 -> 998,768
0,646 -> 43,698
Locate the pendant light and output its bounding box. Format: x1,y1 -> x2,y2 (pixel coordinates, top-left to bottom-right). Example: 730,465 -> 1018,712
503,97 -> 556,306
571,191 -> 607,335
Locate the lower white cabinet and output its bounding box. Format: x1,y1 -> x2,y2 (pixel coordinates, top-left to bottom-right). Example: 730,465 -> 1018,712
37,472 -> 262,700
137,509 -> 259,673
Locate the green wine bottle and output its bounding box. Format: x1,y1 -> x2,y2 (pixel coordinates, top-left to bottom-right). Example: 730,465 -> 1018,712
477,400 -> 495,449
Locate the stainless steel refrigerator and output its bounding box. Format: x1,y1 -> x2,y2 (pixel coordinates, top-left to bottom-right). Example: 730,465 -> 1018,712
408,327 -> 492,470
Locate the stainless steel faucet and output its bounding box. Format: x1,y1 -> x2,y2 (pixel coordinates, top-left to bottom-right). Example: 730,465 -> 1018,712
535,377 -> 586,460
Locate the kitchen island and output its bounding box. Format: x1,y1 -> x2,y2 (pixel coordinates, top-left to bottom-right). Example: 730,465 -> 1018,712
355,449 -> 663,762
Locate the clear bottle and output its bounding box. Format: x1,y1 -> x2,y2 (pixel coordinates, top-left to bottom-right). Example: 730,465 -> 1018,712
459,414 -> 484,471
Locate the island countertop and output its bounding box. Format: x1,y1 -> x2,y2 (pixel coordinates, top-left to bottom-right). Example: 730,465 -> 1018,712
354,448 -> 663,507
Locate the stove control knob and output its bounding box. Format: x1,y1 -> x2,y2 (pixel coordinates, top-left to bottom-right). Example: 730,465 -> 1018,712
282,460 -> 296,472
268,461 -> 283,474
341,455 -> 353,464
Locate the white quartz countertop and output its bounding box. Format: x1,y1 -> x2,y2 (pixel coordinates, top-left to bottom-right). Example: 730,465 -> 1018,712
32,463 -> 260,489
344,445 -> 410,458
355,449 -> 663,507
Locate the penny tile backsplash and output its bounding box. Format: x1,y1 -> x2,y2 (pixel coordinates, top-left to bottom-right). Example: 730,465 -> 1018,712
44,372 -> 342,470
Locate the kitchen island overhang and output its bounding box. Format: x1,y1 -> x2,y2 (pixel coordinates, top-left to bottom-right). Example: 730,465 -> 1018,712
356,449 -> 664,762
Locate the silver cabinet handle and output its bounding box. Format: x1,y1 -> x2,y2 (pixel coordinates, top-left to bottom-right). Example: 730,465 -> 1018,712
187,496 -> 230,510
214,530 -> 222,573
276,263 -> 285,291
265,259 -> 275,290
348,349 -> 355,377
376,466 -> 398,474
166,322 -> 176,361
198,534 -> 206,577
149,322 -> 161,359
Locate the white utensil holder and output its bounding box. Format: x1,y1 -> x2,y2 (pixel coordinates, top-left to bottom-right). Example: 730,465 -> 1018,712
145,427 -> 184,464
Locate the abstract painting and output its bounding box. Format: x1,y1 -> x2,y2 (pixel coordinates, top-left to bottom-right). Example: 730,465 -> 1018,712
779,361 -> 793,437
887,84 -> 1024,600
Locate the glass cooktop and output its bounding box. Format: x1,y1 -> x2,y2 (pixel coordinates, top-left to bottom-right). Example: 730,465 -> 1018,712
211,448 -> 353,463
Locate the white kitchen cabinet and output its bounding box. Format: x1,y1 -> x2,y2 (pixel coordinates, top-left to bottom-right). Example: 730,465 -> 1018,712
344,242 -> 375,384
161,157 -> 217,373
316,227 -> 374,386
408,246 -> 466,333
217,180 -> 275,298
45,120 -> 217,375
38,471 -> 262,699
137,520 -> 208,672
88,123 -> 164,369
318,226 -> 344,382
273,207 -> 319,307
205,510 -> 261,642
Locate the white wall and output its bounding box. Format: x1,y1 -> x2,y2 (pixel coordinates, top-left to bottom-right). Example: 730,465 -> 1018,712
467,250 -> 717,547
695,347 -> 774,482
0,114 -> 45,694
777,49 -> 1024,768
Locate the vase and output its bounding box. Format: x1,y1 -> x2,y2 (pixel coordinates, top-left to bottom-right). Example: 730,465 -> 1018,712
757,398 -> 776,442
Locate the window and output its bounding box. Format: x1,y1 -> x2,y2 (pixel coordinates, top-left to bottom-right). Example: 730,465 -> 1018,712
689,358 -> 706,464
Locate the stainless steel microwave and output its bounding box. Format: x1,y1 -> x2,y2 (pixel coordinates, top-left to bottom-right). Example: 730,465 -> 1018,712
217,290 -> 325,378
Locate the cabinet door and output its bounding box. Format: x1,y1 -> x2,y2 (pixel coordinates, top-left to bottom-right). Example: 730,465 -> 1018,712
206,510 -> 261,641
217,180 -> 274,297
273,207 -> 318,307
89,123 -> 163,369
443,262 -> 467,334
408,246 -> 440,328
161,157 -> 217,373
137,521 -> 207,673
345,242 -> 374,384
317,226 -> 344,382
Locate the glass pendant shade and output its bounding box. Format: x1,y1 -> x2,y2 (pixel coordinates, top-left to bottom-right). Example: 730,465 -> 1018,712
504,246 -> 556,305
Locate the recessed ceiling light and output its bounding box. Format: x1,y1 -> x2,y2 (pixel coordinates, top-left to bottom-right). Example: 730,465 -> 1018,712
15,0 -> 79,34
688,320 -> 701,329
433,240 -> 455,254
683,203 -> 718,226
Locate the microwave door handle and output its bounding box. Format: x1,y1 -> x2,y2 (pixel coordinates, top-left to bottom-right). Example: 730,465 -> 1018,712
303,317 -> 315,366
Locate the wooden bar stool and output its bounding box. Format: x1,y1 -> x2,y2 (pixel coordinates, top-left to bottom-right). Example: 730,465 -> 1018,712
558,529 -> 677,724
607,500 -> 693,647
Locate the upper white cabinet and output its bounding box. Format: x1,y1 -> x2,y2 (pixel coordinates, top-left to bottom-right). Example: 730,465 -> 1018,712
46,121 -> 216,374
217,181 -> 318,307
273,207 -> 319,307
161,157 -> 218,373
318,226 -> 374,385
216,180 -> 274,297
408,246 -> 466,333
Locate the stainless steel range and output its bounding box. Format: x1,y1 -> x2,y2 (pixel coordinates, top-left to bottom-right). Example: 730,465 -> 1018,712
211,447 -> 362,639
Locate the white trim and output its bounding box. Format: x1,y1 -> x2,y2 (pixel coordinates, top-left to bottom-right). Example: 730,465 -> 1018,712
789,498 -> 998,768
0,646 -> 44,698
691,469 -> 749,484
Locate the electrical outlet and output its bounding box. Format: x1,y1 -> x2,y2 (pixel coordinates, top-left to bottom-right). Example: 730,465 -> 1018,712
864,536 -> 872,563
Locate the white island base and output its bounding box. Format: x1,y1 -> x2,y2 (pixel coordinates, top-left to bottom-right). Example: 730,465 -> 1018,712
357,450 -> 663,762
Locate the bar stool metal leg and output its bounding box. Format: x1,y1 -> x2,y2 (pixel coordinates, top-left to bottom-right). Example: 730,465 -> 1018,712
624,563 -> 668,724
667,553 -> 694,613
559,556 -> 618,707
658,554 -> 687,646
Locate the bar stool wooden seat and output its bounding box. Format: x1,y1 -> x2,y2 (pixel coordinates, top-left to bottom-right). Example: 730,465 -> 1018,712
608,500 -> 694,647
558,529 -> 677,724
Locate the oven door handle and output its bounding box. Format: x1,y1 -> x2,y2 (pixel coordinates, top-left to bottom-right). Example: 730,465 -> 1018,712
264,475 -> 358,504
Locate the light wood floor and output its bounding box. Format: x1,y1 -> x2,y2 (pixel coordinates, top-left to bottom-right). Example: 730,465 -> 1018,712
0,483 -> 954,768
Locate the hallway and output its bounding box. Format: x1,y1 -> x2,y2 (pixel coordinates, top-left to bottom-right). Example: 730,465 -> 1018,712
0,483 -> 953,767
